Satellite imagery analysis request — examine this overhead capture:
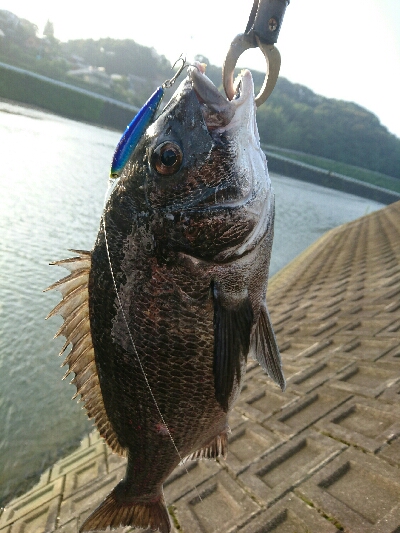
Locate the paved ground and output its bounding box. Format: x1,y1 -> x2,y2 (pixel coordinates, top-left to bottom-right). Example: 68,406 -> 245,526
1,201 -> 400,533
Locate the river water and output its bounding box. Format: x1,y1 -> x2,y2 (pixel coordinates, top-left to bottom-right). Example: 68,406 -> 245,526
0,100 -> 384,504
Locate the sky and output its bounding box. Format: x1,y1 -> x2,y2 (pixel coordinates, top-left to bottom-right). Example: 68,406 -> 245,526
3,0 -> 400,137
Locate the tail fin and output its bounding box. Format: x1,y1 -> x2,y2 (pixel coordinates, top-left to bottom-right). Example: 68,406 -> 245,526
79,486 -> 171,533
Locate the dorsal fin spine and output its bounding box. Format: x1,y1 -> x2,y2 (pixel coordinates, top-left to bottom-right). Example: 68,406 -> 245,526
47,251 -> 126,457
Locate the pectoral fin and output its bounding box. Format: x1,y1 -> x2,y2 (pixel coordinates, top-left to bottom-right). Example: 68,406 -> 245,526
212,283 -> 254,411
251,305 -> 286,391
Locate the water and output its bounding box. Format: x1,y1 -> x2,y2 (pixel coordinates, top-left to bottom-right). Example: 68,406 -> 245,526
0,100 -> 384,505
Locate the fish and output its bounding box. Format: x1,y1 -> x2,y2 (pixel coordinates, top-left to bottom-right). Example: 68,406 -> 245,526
47,62 -> 285,533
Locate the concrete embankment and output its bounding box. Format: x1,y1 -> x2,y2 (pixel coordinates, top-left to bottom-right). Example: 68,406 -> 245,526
265,151 -> 400,205
2,61 -> 399,204
0,62 -> 138,131
1,200 -> 399,532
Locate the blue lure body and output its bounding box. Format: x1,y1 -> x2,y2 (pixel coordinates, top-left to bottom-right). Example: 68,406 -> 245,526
110,86 -> 164,178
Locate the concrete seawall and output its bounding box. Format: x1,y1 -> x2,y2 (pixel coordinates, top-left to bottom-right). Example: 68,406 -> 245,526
265,151 -> 400,205
1,201 -> 399,532
1,61 -> 399,204
0,62 -> 139,131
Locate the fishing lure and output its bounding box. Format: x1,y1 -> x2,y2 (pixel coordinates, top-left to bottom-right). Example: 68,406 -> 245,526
110,57 -> 187,178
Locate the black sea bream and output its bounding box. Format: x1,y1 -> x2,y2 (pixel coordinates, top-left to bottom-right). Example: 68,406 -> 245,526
48,64 -> 285,533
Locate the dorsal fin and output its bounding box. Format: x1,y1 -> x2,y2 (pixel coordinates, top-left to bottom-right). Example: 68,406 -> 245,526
46,251 -> 126,457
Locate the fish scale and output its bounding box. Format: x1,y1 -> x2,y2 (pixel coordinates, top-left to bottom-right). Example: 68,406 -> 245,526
92,231 -> 223,457
48,64 -> 285,533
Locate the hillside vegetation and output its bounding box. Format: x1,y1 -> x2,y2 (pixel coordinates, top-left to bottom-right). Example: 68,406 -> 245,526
264,145 -> 400,194
257,78 -> 400,178
1,10 -> 399,178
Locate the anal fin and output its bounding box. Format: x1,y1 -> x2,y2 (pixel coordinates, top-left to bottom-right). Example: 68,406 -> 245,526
183,429 -> 229,463
251,304 -> 286,391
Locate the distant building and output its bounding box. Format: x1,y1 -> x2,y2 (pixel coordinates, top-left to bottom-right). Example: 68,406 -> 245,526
67,66 -> 111,88
127,73 -> 149,93
68,54 -> 86,68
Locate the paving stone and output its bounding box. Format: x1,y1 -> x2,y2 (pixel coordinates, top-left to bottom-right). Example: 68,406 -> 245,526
224,423 -> 283,476
106,449 -> 127,473
376,343 -> 400,362
78,434 -> 91,449
164,458 -> 221,503
286,356 -> 353,395
8,496 -> 61,533
335,317 -> 400,337
51,518 -> 79,533
173,470 -> 259,533
236,384 -> 299,424
228,407 -> 249,430
4,200 -> 400,532
63,449 -> 108,498
277,339 -> 333,362
373,284 -> 400,304
314,396 -> 400,453
329,362 -> 399,397
295,447 -> 400,533
238,430 -> 345,507
58,465 -> 125,527
0,478 -> 64,528
88,430 -> 103,446
288,318 -> 346,339
50,441 -> 106,482
376,318 -> 400,336
246,362 -> 309,383
379,380 -> 400,403
378,436 -> 400,467
337,302 -> 386,318
334,337 -> 400,362
232,493 -> 339,533
264,389 -> 350,438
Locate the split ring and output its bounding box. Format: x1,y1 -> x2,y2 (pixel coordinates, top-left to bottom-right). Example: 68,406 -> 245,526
222,34 -> 281,107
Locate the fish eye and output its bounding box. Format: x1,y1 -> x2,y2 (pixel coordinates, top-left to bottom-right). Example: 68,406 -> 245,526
151,142 -> 183,175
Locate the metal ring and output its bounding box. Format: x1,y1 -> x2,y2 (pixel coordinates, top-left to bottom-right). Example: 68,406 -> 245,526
222,34 -> 281,107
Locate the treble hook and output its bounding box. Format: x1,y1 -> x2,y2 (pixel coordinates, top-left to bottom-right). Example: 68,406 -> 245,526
163,55 -> 187,89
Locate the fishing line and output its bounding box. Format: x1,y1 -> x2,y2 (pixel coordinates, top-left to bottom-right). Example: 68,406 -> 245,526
102,180 -> 203,502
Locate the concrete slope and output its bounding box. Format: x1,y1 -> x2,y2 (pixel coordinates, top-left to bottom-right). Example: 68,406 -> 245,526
1,201 -> 400,533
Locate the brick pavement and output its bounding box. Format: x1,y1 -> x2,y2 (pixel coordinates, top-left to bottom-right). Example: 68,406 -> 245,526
1,201 -> 400,533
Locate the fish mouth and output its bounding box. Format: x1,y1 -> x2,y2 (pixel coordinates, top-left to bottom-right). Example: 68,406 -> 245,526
189,62 -> 254,130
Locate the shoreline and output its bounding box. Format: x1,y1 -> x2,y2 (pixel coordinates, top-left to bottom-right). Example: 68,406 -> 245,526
0,97 -> 122,132
2,95 -> 399,205
0,62 -> 137,131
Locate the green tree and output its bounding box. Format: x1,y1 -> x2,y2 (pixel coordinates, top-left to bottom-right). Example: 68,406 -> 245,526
43,20 -> 54,39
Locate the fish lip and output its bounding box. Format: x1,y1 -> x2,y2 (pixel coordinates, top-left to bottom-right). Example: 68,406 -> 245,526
189,64 -> 254,130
